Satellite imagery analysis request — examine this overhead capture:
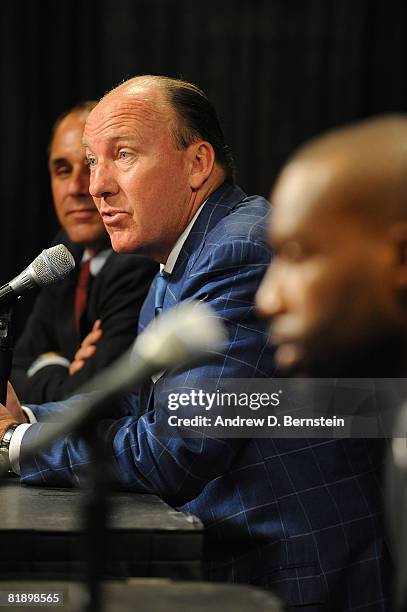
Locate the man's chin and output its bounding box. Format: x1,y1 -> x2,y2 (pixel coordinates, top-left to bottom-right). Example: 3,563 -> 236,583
275,342 -> 336,377
275,343 -> 303,373
108,231 -> 137,254
66,227 -> 107,246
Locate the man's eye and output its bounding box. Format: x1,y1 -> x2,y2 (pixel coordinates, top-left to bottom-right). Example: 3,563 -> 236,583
87,158 -> 97,168
55,166 -> 71,177
119,151 -> 130,160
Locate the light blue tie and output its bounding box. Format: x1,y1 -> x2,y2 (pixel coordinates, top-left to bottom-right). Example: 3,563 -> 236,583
154,271 -> 170,317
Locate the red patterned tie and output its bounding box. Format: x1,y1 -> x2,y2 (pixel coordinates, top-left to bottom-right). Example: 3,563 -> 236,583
74,259 -> 92,333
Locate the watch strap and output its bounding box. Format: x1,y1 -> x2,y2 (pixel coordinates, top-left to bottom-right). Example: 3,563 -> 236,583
0,423 -> 19,472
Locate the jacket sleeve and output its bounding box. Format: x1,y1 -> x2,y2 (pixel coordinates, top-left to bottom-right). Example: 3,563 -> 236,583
10,285 -> 65,402
19,239 -> 275,505
11,255 -> 158,403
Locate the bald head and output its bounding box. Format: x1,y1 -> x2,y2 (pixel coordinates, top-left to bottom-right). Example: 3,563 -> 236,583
100,76 -> 171,124
274,115 -> 407,231
94,75 -> 235,182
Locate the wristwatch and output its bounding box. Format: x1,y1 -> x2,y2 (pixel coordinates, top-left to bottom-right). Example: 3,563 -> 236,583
0,424 -> 19,472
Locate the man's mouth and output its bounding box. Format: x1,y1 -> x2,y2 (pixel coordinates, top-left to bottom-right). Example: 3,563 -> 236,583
269,328 -> 296,347
101,209 -> 129,225
67,208 -> 97,219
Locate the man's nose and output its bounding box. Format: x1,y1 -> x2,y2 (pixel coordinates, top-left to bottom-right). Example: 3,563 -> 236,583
67,166 -> 90,196
89,162 -> 117,199
255,265 -> 285,319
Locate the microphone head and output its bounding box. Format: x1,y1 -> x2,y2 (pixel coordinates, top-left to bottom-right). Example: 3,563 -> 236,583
29,244 -> 76,287
132,300 -> 227,371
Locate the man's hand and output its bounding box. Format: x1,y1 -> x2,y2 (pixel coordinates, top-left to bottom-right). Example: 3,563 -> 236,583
0,405 -> 17,441
0,383 -> 27,441
6,382 -> 27,423
69,319 -> 103,376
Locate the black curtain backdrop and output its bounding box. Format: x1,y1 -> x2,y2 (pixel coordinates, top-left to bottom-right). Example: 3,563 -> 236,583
1,0 -> 407,335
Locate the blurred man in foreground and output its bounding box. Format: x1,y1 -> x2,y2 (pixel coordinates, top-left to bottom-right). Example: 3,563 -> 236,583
256,115 -> 407,610
256,116 -> 407,378
11,102 -> 157,402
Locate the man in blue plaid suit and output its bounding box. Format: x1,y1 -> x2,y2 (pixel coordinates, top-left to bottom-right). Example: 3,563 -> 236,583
0,77 -> 390,610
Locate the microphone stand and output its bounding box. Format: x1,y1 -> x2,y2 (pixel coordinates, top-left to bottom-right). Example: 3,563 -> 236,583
1,301 -> 225,610
0,305 -> 13,405
79,402 -> 116,612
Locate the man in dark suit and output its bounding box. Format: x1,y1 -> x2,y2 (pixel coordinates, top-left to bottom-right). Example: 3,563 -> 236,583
11,102 -> 157,402
0,78 -> 391,610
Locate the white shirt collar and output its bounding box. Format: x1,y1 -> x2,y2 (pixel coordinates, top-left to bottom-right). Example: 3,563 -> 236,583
161,201 -> 207,274
82,248 -> 112,276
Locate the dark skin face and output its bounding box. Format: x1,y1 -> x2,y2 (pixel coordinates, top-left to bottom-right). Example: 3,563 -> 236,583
256,158 -> 407,376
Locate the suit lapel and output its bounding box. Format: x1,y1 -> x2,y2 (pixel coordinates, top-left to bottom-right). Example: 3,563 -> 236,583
139,181 -> 247,332
171,182 -> 246,283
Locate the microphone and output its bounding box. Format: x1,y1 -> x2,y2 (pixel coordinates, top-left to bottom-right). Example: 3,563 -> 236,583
130,299 -> 227,375
0,244 -> 75,307
20,300 -> 227,458
0,244 -> 75,405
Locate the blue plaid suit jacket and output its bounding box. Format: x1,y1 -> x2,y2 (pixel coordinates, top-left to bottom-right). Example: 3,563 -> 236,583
21,183 -> 390,610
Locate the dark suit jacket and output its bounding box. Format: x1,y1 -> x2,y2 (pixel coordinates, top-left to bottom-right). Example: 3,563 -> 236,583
11,234 -> 158,402
21,184 -> 390,610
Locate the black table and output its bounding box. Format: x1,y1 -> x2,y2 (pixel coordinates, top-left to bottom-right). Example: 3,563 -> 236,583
0,579 -> 283,612
0,478 -> 202,581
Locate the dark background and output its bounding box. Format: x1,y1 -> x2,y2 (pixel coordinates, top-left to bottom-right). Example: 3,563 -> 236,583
1,0 -> 407,336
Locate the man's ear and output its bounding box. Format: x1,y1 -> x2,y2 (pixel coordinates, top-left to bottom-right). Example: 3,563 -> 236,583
188,141 -> 216,190
389,222 -> 407,287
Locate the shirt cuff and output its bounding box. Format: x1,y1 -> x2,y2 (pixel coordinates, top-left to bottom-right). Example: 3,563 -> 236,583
27,354 -> 71,377
22,406 -> 37,424
9,424 -> 31,475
